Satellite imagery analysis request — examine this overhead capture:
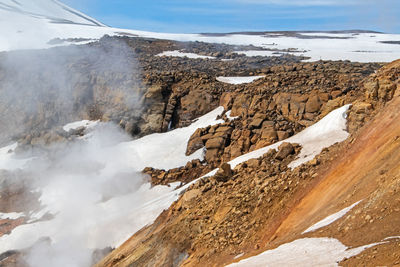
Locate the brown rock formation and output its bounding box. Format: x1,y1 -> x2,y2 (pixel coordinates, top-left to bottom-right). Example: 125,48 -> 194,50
95,59 -> 400,267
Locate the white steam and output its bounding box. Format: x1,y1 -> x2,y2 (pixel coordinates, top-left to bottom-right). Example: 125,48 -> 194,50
0,38 -> 142,145
0,39 -> 159,266
0,122 -> 180,267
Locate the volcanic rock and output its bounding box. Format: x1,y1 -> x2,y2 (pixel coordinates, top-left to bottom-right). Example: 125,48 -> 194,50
275,142 -> 295,160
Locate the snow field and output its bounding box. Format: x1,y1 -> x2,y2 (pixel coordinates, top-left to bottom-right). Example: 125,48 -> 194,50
1,1 -> 400,63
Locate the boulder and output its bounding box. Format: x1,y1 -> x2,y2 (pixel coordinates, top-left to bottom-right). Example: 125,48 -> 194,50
330,90 -> 342,98
305,95 -> 321,113
320,97 -> 345,117
214,163 -> 233,182
205,148 -> 219,163
277,131 -> 289,141
291,94 -> 308,103
145,84 -> 163,100
219,92 -> 234,110
246,158 -> 260,168
216,126 -> 233,134
298,120 -> 313,127
230,145 -> 242,159
275,142 -> 294,160
318,93 -> 330,102
205,137 -> 225,149
186,129 -> 204,156
352,102 -> 373,114
255,139 -> 272,150
249,118 -> 264,129
231,94 -> 250,117
182,189 -> 202,203
261,129 -> 277,141
180,90 -> 213,121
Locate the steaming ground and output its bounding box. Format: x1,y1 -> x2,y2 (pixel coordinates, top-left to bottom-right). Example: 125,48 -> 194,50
0,40 -> 142,146
0,108 -> 224,267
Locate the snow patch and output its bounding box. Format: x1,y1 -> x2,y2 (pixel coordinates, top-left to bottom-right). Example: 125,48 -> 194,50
157,50 -> 215,59
303,200 -> 362,234
383,236 -> 400,241
0,143 -> 30,171
216,76 -> 264,85
63,120 -> 99,132
234,253 -> 245,259
234,50 -> 286,57
227,237 -> 382,267
0,212 -> 25,220
287,104 -> 350,168
119,106 -> 224,171
225,110 -> 239,121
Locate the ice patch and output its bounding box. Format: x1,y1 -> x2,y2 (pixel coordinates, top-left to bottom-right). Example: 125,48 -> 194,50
303,200 -> 362,234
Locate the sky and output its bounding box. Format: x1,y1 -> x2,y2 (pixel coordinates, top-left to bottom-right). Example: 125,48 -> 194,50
63,0 -> 400,34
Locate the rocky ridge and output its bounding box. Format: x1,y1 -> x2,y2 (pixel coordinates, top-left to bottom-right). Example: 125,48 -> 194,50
95,56 -> 399,266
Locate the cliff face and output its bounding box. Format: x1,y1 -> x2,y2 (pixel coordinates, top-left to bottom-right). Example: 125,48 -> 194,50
96,60 -> 400,267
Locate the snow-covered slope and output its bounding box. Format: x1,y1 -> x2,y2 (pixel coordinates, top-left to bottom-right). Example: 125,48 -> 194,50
0,0 -> 104,26
1,0 -> 400,62
0,0 -> 107,51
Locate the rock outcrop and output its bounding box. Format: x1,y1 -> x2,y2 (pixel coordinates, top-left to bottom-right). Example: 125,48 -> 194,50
95,59 -> 400,267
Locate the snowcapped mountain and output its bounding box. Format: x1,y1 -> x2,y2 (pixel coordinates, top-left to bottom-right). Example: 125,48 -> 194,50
1,0 -> 400,62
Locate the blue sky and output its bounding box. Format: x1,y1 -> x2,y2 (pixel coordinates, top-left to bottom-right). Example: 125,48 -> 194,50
63,0 -> 400,33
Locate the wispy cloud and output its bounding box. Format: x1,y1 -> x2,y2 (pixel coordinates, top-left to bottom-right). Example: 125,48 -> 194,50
62,0 -> 400,33
233,0 -> 357,6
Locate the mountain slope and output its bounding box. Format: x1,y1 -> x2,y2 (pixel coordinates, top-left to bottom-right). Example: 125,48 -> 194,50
95,60 -> 400,267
